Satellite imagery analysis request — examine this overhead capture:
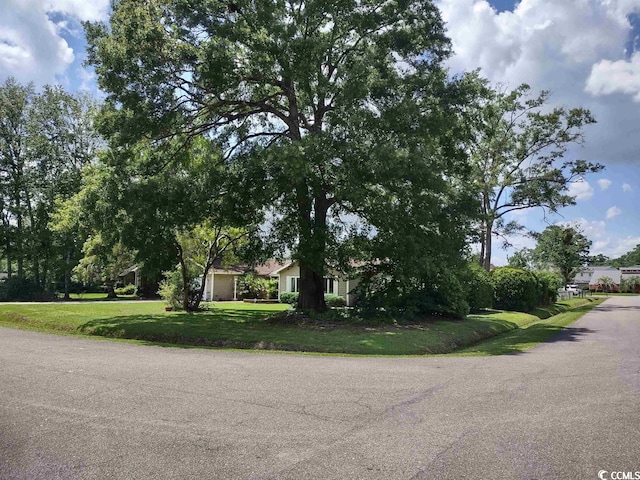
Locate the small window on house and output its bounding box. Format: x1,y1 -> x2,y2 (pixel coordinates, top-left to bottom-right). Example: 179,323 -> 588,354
289,276 -> 300,293
324,278 -> 336,294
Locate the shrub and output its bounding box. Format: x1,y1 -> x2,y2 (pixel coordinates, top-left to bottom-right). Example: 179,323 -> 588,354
534,271 -> 563,306
237,274 -> 268,299
461,263 -> 493,311
114,284 -> 137,296
158,269 -> 199,309
491,267 -> 539,312
266,278 -> 279,299
325,294 -> 346,307
0,277 -> 54,302
279,292 -> 298,304
355,268 -> 470,319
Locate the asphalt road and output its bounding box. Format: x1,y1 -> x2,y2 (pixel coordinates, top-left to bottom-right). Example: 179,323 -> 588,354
1,296 -> 639,480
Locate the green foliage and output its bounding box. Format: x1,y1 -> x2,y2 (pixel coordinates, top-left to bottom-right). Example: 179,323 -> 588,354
114,284 -> 137,296
237,274 -> 268,300
357,268 -> 470,319
279,292 -> 298,305
595,275 -> 616,293
532,225 -> 591,285
461,263 -> 494,312
85,0 -> 478,312
0,78 -> 99,290
73,234 -> 136,289
325,294 -> 347,308
157,269 -> 200,309
621,276 -> 640,293
491,267 -> 539,312
281,292 -> 345,307
610,244 -> 640,267
507,249 -> 533,270
0,277 -> 54,302
534,271 -> 563,306
468,79 -> 602,270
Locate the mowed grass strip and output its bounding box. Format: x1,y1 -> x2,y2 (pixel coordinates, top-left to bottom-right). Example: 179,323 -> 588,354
0,298 -> 603,355
458,297 -> 605,355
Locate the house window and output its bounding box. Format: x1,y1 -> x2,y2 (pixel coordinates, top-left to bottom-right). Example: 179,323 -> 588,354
288,276 -> 300,293
324,278 -> 336,294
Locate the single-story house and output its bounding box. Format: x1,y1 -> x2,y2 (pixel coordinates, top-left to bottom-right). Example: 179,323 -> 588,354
272,261 -> 360,307
201,258 -> 250,302
117,265 -> 140,288
201,259 -> 360,306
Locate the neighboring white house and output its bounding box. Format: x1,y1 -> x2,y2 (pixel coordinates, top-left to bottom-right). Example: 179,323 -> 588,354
272,261 -> 360,307
573,266 -> 618,286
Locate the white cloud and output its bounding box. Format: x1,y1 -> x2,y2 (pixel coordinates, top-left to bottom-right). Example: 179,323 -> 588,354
597,178 -> 612,190
623,183 -> 633,192
567,180 -> 594,201
0,0 -> 109,87
586,52 -> 640,102
612,236 -> 640,257
606,206 -> 622,219
44,0 -> 109,23
562,217 -> 607,240
436,0 -> 640,165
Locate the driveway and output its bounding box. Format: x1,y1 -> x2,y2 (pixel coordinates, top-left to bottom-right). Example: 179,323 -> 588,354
1,296 -> 638,479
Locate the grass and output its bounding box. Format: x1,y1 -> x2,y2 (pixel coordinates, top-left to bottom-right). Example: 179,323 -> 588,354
0,298 -> 604,356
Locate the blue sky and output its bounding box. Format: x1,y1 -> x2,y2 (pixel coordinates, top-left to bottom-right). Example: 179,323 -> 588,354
1,0 -> 639,265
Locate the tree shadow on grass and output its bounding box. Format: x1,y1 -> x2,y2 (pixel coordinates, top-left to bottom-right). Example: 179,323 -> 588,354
77,309 -> 308,351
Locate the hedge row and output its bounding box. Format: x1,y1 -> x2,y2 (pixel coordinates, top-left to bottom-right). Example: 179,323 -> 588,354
280,292 -> 347,307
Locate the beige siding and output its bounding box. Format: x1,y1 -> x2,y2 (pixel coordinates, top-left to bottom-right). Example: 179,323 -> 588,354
346,277 -> 360,306
278,264 -> 300,297
278,263 -> 360,306
214,275 -> 235,300
204,273 -> 237,301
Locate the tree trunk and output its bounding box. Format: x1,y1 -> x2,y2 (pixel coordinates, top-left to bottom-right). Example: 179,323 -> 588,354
482,220 -> 493,271
63,249 -> 72,301
479,228 -> 485,267
296,192 -> 330,311
176,244 -> 191,311
297,261 -> 326,310
106,282 -> 117,298
5,233 -> 11,278
16,211 -> 24,279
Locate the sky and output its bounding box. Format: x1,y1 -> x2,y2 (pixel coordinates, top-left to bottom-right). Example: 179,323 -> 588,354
1,0 -> 639,265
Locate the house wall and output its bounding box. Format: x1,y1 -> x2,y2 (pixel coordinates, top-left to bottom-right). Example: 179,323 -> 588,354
278,264 -> 359,306
204,273 -> 237,301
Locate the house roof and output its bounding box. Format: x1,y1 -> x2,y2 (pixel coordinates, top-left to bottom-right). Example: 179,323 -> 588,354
118,265 -> 139,277
210,258 -> 246,275
253,259 -> 291,276
590,270 -> 622,284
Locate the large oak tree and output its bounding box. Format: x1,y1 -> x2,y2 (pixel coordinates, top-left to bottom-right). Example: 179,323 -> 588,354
86,0 -> 474,311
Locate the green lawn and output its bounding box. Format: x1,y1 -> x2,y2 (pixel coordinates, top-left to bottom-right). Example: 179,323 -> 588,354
0,298 -> 603,355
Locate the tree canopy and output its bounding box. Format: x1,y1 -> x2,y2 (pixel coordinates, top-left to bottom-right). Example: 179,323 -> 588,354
467,81 -> 603,271
0,77 -> 99,291
531,225 -> 591,286
85,0 -> 477,311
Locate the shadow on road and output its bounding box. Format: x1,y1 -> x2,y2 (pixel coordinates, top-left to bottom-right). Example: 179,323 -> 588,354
461,324 -> 596,356
589,304 -> 640,312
